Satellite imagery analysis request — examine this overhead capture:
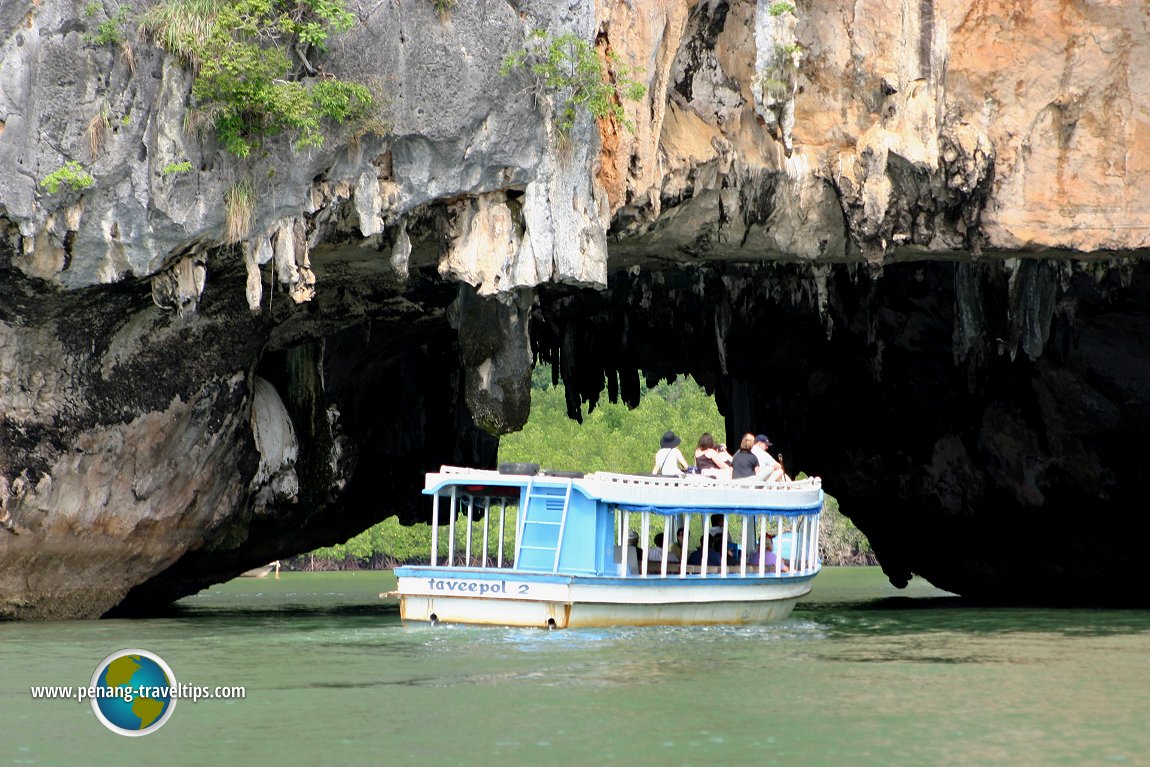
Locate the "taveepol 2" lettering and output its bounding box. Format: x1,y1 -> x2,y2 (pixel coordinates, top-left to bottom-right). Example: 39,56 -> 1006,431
426,579 -> 526,596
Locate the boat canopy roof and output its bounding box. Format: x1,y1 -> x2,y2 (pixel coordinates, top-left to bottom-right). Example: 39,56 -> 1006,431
424,467 -> 824,515
613,503 -> 811,517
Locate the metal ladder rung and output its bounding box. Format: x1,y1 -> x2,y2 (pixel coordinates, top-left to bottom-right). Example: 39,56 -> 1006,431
513,478 -> 574,572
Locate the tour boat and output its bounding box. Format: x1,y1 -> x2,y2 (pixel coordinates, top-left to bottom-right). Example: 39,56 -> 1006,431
391,464 -> 825,628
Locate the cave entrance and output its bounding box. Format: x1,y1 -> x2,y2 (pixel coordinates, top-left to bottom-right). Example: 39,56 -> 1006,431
498,363 -> 725,475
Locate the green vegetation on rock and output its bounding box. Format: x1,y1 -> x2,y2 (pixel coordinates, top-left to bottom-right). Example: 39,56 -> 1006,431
161,160 -> 195,175
224,179 -> 255,242
83,1 -> 132,46
40,161 -> 95,195
429,0 -> 456,18
500,30 -> 646,134
140,0 -> 374,157
758,41 -> 803,102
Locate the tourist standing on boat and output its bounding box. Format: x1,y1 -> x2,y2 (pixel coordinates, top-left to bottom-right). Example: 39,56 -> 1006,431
653,431 -> 690,476
694,433 -> 733,479
731,434 -> 760,479
752,434 -> 786,482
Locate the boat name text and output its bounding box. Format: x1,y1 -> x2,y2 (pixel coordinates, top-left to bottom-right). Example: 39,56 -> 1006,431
426,578 -> 528,595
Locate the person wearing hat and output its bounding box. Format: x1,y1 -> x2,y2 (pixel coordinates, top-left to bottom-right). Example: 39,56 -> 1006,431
752,434 -> 786,482
652,431 -> 689,476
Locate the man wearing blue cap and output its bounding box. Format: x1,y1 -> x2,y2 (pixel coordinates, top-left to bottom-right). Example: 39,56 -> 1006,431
752,434 -> 786,482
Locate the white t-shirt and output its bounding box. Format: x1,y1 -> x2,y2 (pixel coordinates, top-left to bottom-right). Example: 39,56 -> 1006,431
653,447 -> 687,475
751,444 -> 780,471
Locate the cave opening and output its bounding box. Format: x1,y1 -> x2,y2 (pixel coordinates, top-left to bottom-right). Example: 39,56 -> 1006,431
523,258 -> 1150,603
103,256 -> 1150,614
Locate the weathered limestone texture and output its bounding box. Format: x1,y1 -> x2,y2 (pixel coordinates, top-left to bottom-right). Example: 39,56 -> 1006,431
1,0 -> 1149,616
605,0 -> 1149,259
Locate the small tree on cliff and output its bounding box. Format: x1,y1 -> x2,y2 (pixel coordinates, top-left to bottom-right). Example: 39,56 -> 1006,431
500,30 -> 646,136
139,0 -> 377,158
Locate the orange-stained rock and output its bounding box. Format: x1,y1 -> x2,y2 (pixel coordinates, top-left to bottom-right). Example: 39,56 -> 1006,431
597,0 -> 1149,257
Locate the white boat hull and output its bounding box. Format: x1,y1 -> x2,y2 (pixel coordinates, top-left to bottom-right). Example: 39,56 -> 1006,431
400,594 -> 804,628
395,569 -> 816,628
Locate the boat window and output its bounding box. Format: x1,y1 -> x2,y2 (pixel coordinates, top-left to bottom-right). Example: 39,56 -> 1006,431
430,488 -> 519,569
611,508 -> 822,578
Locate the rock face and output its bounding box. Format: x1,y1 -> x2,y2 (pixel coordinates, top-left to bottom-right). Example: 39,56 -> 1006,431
1,0 -> 1148,617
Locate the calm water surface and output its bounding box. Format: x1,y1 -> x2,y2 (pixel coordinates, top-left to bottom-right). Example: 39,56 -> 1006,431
2,568 -> 1148,767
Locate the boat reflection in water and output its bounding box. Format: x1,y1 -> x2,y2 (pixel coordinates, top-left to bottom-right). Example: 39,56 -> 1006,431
392,464 -> 824,628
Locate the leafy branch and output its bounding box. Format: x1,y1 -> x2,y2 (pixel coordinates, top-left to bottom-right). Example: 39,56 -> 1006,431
757,41 -> 803,102
82,1 -> 132,45
40,162 -> 95,195
500,30 -> 646,135
141,0 -> 374,158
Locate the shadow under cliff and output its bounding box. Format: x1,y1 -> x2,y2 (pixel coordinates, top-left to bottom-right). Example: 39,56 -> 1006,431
6,248 -> 1150,616
530,258 -> 1150,605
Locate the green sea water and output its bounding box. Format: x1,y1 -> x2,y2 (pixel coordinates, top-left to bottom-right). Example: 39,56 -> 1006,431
2,568 -> 1148,767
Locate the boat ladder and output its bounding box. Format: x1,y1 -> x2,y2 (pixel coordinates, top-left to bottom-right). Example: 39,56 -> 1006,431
514,478 -> 574,573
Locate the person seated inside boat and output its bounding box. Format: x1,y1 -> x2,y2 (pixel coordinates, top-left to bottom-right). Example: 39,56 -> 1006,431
731,433 -> 760,480
647,532 -> 680,563
671,528 -> 685,560
627,529 -> 643,566
752,434 -> 787,482
694,433 -> 733,479
686,540 -> 725,567
653,431 -> 690,476
749,532 -> 789,572
707,514 -> 738,560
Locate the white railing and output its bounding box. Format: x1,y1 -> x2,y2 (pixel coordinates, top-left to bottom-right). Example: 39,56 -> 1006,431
430,490 -> 517,568
592,471 -> 820,493
427,486 -> 821,578
615,508 -> 822,579
426,466 -> 823,511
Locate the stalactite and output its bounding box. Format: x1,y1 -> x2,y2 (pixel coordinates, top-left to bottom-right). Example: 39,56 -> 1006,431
953,261 -> 984,364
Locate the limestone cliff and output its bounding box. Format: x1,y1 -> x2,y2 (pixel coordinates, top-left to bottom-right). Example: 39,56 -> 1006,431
1,0 -> 1148,617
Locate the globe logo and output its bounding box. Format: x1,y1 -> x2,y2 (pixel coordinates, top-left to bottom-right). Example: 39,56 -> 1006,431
89,650 -> 177,736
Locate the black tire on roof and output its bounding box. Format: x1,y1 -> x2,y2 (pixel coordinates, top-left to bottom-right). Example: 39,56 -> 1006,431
498,462 -> 540,475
